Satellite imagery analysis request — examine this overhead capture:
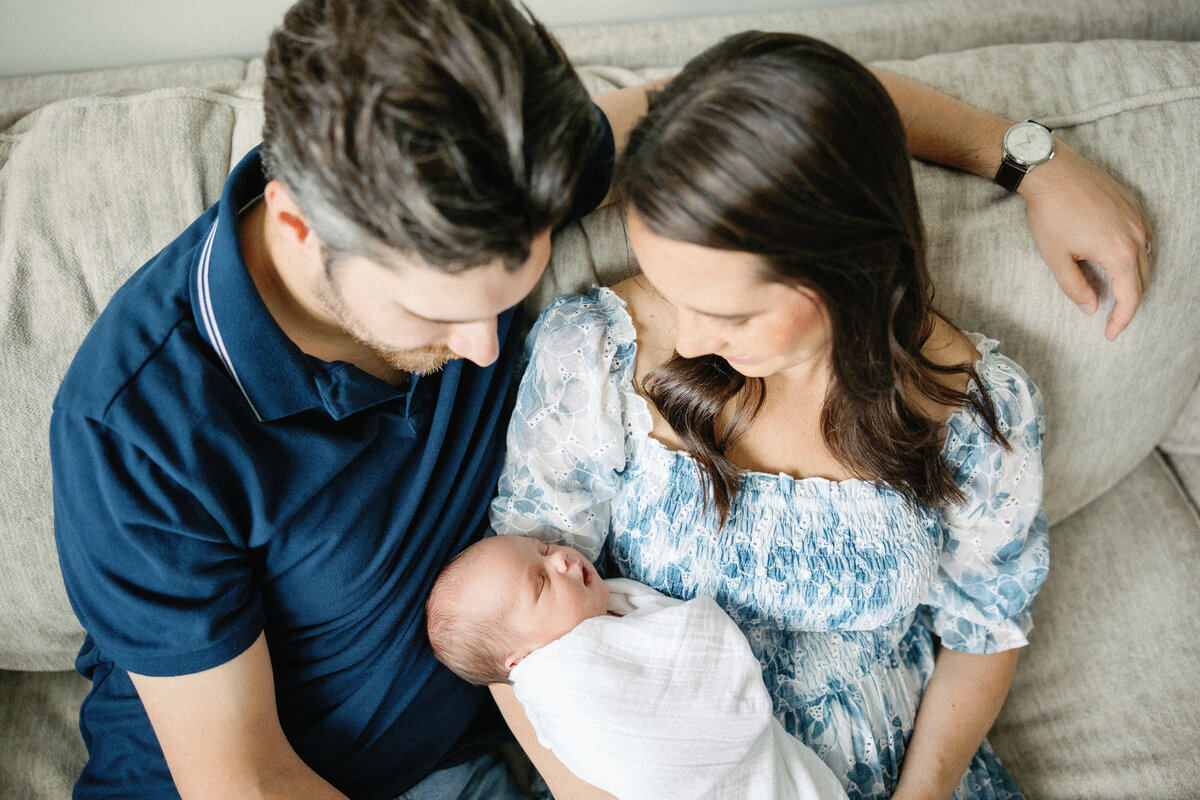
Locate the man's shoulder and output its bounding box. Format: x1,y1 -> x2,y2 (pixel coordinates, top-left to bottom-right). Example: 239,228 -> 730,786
53,211 -> 218,426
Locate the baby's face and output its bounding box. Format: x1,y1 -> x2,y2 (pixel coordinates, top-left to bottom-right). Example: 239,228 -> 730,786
471,535 -> 610,666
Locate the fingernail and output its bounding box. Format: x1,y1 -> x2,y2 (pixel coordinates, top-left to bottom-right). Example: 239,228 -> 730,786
1078,302 -> 1096,315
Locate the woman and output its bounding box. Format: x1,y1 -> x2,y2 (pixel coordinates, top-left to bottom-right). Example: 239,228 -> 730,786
492,32 -> 1047,800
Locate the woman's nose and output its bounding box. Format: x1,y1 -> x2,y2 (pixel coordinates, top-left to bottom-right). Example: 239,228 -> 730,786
673,314 -> 719,360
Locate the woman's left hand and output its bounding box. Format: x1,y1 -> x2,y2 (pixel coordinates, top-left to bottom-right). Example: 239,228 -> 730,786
1019,142 -> 1153,341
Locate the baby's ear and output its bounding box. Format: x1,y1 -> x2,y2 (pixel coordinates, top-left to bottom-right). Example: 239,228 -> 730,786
504,648 -> 530,671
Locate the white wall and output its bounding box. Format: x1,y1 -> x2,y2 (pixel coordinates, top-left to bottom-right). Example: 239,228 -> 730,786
0,0 -> 882,78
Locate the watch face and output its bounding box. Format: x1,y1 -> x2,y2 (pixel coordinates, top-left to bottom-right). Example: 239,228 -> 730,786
1004,122 -> 1054,166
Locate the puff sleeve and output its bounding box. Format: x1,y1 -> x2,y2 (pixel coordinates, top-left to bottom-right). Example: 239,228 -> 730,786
490,289 -> 649,563
922,338 -> 1050,654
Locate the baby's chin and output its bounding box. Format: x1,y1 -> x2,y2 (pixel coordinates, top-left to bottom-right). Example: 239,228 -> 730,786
593,579 -> 611,614
574,559 -> 608,611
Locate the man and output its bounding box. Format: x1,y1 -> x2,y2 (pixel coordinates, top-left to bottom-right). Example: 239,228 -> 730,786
51,1 -> 1150,798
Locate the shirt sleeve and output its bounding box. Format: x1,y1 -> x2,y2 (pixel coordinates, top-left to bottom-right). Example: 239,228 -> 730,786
51,409 -> 264,676
490,290 -> 645,563
922,344 -> 1050,654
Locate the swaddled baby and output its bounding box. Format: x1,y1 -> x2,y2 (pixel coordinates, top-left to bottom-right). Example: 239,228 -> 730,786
425,534 -> 848,800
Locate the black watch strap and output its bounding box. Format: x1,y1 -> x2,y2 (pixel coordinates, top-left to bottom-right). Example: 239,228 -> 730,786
994,158 -> 1028,192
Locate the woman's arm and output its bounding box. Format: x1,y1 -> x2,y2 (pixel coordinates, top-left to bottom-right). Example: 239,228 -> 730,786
891,647 -> 1020,800
490,684 -> 618,800
873,69 -> 1151,340
592,80 -> 668,206
908,345 -> 1045,798
490,293 -> 643,562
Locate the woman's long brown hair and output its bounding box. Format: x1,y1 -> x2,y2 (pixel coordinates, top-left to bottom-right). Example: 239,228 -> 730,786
617,32 -> 1007,527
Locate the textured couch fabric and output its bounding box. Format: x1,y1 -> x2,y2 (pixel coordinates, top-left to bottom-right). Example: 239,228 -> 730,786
2,0 -> 1199,797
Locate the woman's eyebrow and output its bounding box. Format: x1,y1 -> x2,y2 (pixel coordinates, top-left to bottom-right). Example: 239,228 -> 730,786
694,308 -> 753,321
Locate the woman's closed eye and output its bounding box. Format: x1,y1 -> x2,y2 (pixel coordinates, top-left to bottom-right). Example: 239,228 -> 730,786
706,313 -> 750,326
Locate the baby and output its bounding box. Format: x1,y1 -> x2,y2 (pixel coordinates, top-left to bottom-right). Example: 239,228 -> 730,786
425,534 -> 848,800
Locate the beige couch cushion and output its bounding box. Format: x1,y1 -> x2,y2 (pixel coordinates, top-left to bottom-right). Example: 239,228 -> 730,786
991,451 -> 1200,798
0,83 -> 263,669
0,59 -> 253,129
1165,453 -> 1200,504
553,0 -> 1200,70
1161,385 -> 1200,455
0,669 -> 88,798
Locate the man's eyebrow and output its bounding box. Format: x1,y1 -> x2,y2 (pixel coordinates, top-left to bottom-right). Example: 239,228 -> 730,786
398,301 -> 514,325
397,304 -> 455,324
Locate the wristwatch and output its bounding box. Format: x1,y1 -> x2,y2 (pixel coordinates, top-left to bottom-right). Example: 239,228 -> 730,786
994,120 -> 1055,192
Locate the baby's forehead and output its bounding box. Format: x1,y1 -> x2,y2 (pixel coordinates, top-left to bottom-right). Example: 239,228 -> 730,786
473,533 -> 529,566
483,533 -> 528,553
448,536 -> 530,598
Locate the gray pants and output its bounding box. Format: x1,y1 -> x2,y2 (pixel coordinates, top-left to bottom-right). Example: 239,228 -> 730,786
395,747 -> 551,800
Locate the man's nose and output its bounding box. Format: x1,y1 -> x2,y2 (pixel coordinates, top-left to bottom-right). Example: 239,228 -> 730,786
446,318 -> 500,367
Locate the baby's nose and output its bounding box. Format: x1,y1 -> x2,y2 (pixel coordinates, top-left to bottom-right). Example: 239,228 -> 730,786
551,550 -> 571,572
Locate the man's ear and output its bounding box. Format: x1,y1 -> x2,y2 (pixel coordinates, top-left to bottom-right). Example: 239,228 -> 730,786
263,179 -> 316,247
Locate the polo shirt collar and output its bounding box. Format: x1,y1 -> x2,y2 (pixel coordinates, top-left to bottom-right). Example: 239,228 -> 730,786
190,146 -> 413,422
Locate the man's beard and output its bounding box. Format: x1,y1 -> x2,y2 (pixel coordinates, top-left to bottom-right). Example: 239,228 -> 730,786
377,343 -> 456,376
316,280 -> 457,376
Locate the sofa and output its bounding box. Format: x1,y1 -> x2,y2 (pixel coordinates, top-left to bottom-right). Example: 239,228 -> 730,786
2,0 -> 1199,797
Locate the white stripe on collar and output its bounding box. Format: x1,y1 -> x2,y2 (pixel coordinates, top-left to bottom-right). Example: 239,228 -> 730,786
197,218 -> 263,422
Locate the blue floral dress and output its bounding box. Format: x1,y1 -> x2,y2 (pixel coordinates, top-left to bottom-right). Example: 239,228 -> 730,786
491,288 -> 1049,800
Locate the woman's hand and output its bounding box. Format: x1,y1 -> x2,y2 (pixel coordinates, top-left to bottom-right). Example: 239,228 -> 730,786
1019,142 -> 1153,340
870,68 -> 1153,340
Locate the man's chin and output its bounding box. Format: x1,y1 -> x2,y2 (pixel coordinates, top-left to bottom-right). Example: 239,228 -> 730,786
383,347 -> 457,376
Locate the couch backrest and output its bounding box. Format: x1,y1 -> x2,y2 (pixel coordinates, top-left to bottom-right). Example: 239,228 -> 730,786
3,2 -> 1200,671
552,0 -> 1200,69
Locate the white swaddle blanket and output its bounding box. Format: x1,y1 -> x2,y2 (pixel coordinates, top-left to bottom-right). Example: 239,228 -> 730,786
509,578 -> 848,800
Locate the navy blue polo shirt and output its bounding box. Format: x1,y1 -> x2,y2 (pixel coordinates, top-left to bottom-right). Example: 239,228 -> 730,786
51,109 -> 613,799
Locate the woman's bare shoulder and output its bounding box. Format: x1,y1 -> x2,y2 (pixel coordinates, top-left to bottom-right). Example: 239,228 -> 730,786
919,315 -> 982,423
610,276 -> 676,375
923,315 -> 980,372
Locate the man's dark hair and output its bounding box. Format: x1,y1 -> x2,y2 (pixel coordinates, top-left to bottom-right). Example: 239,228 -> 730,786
262,0 -> 596,272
